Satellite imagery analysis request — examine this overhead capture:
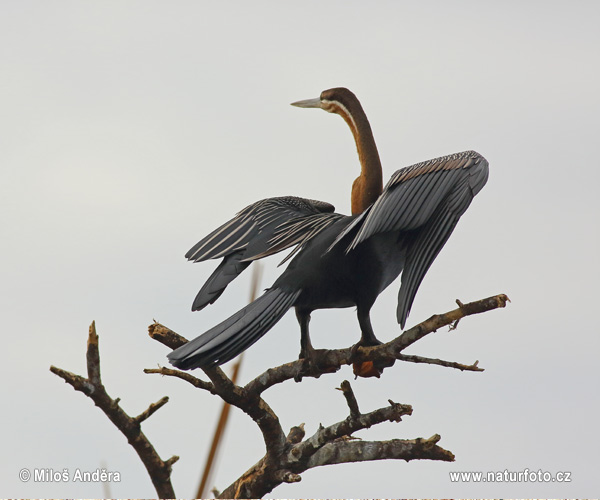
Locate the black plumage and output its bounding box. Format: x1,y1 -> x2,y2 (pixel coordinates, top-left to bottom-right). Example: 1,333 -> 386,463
168,89 -> 488,372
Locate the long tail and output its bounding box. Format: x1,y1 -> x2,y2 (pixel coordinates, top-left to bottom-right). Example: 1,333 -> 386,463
191,251 -> 251,311
168,288 -> 301,370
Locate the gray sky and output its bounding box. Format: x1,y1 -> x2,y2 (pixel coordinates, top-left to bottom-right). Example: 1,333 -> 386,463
2,1 -> 599,497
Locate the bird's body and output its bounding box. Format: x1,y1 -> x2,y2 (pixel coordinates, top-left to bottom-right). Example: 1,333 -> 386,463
168,88 -> 488,372
279,219 -> 405,310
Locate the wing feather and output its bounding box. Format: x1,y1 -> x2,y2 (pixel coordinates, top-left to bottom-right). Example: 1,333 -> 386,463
396,203 -> 459,327
326,150 -> 488,327
187,196 -> 342,311
346,151 -> 488,252
186,196 -> 335,263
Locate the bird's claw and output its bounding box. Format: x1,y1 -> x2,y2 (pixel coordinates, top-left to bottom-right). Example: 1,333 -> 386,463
350,339 -> 392,378
295,348 -> 336,382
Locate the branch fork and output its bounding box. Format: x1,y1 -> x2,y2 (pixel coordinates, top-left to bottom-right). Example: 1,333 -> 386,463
50,322 -> 178,499
52,293 -> 508,498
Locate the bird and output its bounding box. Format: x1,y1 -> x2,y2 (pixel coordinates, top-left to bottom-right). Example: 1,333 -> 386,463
168,87 -> 489,375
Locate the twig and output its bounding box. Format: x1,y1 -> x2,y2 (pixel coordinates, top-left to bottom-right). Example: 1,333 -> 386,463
338,380 -> 361,418
133,396 -> 170,425
390,293 -> 510,353
51,322 -> 178,499
144,366 -> 216,394
396,354 -> 483,372
148,321 -> 188,349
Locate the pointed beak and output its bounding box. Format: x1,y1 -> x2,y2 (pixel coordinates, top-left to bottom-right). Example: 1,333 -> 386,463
290,97 -> 322,109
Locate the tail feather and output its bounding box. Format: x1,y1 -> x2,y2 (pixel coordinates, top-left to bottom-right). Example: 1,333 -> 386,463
192,250 -> 251,311
168,288 -> 300,370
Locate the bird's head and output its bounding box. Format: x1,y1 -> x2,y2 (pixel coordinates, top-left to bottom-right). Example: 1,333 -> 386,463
291,87 -> 381,217
291,87 -> 361,117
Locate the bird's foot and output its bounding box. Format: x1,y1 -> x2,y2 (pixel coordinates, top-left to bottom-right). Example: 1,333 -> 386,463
350,339 -> 392,378
294,347 -> 337,382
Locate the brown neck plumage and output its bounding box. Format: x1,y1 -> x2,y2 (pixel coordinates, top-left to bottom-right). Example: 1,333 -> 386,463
347,109 -> 383,215
323,91 -> 383,215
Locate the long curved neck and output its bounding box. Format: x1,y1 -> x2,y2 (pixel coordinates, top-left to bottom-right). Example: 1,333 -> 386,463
333,99 -> 383,215
347,109 -> 383,215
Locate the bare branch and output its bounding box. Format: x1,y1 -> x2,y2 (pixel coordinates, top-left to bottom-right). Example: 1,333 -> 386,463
290,399 -> 413,464
306,434 -> 454,468
245,359 -> 310,394
286,424 -> 306,445
241,293 -> 509,392
390,293 -> 510,353
150,294 -> 508,399
144,366 -> 216,394
145,293 -> 508,498
51,322 -> 177,499
86,321 -> 101,385
150,322 -> 285,457
203,366 -> 287,467
338,380 -> 361,418
148,321 -> 188,349
148,320 -> 288,458
133,396 -> 170,425
218,395 -> 444,498
148,324 -> 288,463
396,354 -> 483,372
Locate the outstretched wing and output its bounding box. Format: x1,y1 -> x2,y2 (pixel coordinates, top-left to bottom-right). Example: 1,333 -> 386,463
186,196 -> 345,311
248,211 -> 347,265
341,150 -> 489,327
186,196 -> 336,262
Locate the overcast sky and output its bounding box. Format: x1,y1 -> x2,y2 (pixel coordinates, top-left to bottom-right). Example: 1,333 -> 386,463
2,1 -> 599,498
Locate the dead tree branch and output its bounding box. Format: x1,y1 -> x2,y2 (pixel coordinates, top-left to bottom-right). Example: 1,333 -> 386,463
52,294 -> 507,498
149,324 -> 288,473
147,323 -> 454,497
338,380 -> 361,418
144,365 -> 217,393
50,321 -> 178,499
144,293 -> 507,498
216,385 -> 452,498
289,394 -> 413,464
242,293 -> 509,393
396,354 -> 483,372
148,344 -> 443,498
305,434 -> 453,468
